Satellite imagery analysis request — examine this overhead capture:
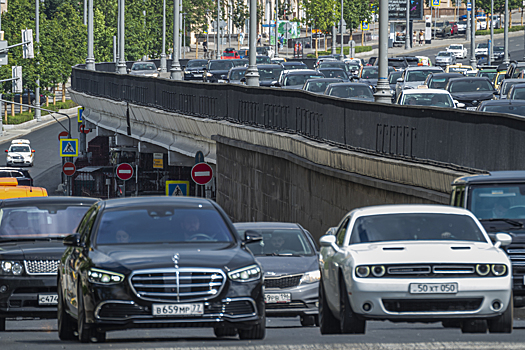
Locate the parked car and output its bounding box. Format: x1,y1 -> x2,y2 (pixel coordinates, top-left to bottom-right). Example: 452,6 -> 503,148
318,204 -> 513,335
433,21 -> 452,37
183,59 -> 208,81
445,77 -> 496,110
128,62 -> 158,77
490,15 -> 501,29
0,197 -> 99,331
476,99 -> 525,117
11,89 -> 45,106
397,88 -> 458,108
57,197 -> 266,342
235,222 -> 319,326
324,82 -> 375,102
446,44 -> 468,59
457,20 -> 468,33
450,21 -> 458,35
434,51 -> 456,67
450,171 -> 525,307
302,78 -> 344,94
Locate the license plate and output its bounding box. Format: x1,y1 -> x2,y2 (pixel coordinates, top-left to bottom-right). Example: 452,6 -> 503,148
265,293 -> 291,303
217,79 -> 225,83
38,294 -> 58,305
409,283 -> 458,294
193,74 -> 202,77
152,303 -> 204,316
466,107 -> 477,111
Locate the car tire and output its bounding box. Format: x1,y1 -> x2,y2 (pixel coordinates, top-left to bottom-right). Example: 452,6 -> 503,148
0,317 -> 5,331
319,277 -> 341,334
339,278 -> 366,334
78,284 -> 106,343
214,326 -> 238,337
461,319 -> 487,333
57,281 -> 77,341
238,314 -> 265,340
488,295 -> 513,333
300,315 -> 316,327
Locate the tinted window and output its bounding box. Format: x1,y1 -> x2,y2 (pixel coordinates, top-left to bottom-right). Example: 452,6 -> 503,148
361,67 -> 378,79
320,69 -> 348,79
406,70 -> 440,82
482,105 -> 525,116
186,60 -> 207,68
449,45 -> 462,50
328,85 -> 373,98
449,80 -> 493,92
401,93 -> 453,107
283,74 -> 323,86
256,56 -> 271,64
349,213 -> 486,243
259,67 -> 283,81
284,64 -> 307,70
469,184 -> 525,220
241,228 -> 314,256
96,207 -> 233,244
132,63 -> 156,71
230,69 -> 246,80
209,61 -> 234,70
389,72 -> 402,84
9,146 -> 30,152
305,81 -> 334,93
511,87 -> 525,100
0,206 -> 90,239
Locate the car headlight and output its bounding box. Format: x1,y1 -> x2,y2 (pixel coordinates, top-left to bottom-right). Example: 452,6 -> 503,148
491,264 -> 507,276
355,265 -> 370,278
371,265 -> 386,277
299,270 -> 321,284
87,268 -> 124,284
1,260 -> 24,275
228,265 -> 261,282
476,264 -> 490,276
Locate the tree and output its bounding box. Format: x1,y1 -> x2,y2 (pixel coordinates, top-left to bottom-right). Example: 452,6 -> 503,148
302,0 -> 339,33
342,0 -> 373,44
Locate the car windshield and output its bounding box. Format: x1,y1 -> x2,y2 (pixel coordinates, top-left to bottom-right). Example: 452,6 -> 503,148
209,61 -> 234,70
283,74 -> 323,86
437,52 -> 450,57
478,72 -> 497,80
448,80 -> 493,92
477,43 -> 488,49
328,85 -> 373,99
0,206 -> 90,239
319,63 -> 348,72
223,52 -> 236,57
429,76 -> 457,89
186,60 -> 207,68
347,64 -> 360,72
256,47 -> 268,54
305,80 -> 338,93
9,146 -> 30,152
469,184 -> 525,220
259,67 -> 283,81
482,105 -> 525,116
256,56 -> 272,64
494,46 -> 505,52
388,60 -> 407,68
240,228 -> 314,256
284,64 -> 307,69
230,69 -> 246,80
361,67 -> 378,79
389,72 -> 402,84
401,93 -> 453,107
406,70 -> 439,82
449,45 -> 462,50
132,63 -> 156,71
320,69 -> 348,79
96,208 -> 234,244
232,60 -> 248,67
349,213 -> 487,244
497,74 -> 506,84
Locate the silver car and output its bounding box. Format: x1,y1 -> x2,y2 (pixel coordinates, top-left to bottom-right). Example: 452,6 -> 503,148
435,51 -> 456,67
395,67 -> 443,100
318,205 -> 513,335
128,62 -> 159,77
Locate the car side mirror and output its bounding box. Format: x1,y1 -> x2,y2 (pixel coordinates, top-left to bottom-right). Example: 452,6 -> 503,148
456,102 -> 465,108
63,233 -> 81,247
319,235 -> 339,251
244,230 -> 262,244
396,78 -> 403,83
494,232 -> 512,248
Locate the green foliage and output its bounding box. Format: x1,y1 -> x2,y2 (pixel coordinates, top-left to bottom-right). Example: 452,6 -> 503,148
476,0 -> 521,14
302,0 -> 340,33
343,0 -> 373,35
475,25 -> 524,35
307,45 -> 372,57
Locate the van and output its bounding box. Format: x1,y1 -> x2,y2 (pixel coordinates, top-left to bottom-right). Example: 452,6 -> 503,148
0,177 -> 47,199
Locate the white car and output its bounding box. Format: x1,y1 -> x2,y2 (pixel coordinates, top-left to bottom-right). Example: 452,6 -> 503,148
397,88 -> 460,108
318,205 -> 513,334
6,139 -> 34,167
475,43 -> 489,56
447,44 -> 468,59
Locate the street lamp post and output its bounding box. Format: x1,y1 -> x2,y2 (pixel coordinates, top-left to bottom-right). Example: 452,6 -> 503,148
340,0 -> 344,60
183,13 -> 187,59
405,0 -> 410,50
245,0 -> 260,86
275,0 -> 279,58
170,0 -> 182,79
469,0 -> 476,69
160,0 -> 167,72
489,0 -> 493,65
35,0 -> 41,121
117,0 -> 127,74
374,0 -> 391,103
216,0 -> 220,59
504,0 -> 509,64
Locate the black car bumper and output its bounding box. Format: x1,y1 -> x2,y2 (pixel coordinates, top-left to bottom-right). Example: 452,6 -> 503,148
0,275 -> 57,318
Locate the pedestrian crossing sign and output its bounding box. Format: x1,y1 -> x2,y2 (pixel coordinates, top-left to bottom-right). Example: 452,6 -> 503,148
432,0 -> 440,6
166,180 -> 189,196
361,22 -> 369,31
59,138 -> 78,157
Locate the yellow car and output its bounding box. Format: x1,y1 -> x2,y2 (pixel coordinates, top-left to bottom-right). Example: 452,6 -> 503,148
445,63 -> 473,74
0,177 -> 47,199
494,70 -> 507,90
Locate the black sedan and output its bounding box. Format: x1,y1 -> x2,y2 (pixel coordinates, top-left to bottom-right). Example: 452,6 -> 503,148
204,60 -> 235,83
234,222 -> 319,327
476,99 -> 525,117
445,77 -> 497,110
0,167 -> 33,186
257,64 -> 283,87
57,197 -> 265,342
183,59 -> 208,81
0,196 -> 98,331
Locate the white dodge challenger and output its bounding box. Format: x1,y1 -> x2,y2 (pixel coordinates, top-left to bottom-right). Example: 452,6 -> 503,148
318,204 -> 513,335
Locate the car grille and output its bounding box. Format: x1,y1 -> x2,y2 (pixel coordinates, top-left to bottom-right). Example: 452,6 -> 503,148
382,298 -> 483,313
264,274 -> 302,289
130,268 -> 226,303
266,301 -> 307,310
504,246 -> 525,290
384,264 -> 478,278
24,260 -> 60,275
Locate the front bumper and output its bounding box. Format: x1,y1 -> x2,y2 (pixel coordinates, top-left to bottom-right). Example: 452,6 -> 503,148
264,282 -> 318,317
435,61 -> 452,67
6,158 -> 32,166
0,275 -> 57,319
348,277 -> 511,321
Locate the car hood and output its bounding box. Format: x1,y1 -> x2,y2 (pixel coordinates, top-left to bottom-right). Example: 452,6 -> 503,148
255,255 -> 318,276
92,243 -> 256,273
0,240 -> 66,260
404,81 -> 425,88
208,69 -> 230,75
259,80 -> 277,87
450,91 -> 494,101
345,241 -> 508,265
360,79 -> 378,86
185,67 -> 205,72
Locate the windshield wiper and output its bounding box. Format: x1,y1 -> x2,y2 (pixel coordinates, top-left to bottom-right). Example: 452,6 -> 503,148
480,218 -> 524,227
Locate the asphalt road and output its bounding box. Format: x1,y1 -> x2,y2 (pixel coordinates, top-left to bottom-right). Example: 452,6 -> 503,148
2,317 -> 525,349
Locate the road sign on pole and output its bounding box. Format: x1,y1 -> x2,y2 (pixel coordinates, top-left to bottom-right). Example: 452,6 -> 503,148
59,138 -> 78,157
166,180 -> 189,196
63,162 -> 76,176
191,162 -> 213,185
22,29 -> 34,59
12,66 -> 22,93
116,163 -> 134,181
78,107 -> 84,123
153,152 -> 164,169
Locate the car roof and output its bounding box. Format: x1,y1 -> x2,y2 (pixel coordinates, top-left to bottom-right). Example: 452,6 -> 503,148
402,88 -> 452,95
102,196 -> 217,210
448,77 -> 491,82
351,204 -> 475,216
306,78 -> 343,83
230,66 -> 247,71
257,64 -> 282,68
0,196 -> 99,207
282,61 -> 306,65
452,171 -> 525,185
405,66 -> 443,71
283,69 -> 319,75
318,67 -> 345,71
233,222 -> 301,229
510,83 -> 525,88
479,99 -> 525,106
327,82 -> 370,87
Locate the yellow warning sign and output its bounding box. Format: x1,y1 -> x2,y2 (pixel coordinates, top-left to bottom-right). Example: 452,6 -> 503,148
153,153 -> 164,169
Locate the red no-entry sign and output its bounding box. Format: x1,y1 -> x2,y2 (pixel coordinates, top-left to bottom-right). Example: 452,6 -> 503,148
62,162 -> 76,176
191,162 -> 213,185
116,163 -> 134,181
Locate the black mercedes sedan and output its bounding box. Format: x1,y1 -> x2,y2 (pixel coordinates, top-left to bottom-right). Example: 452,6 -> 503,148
57,197 -> 265,343
446,77 -> 497,110
0,196 -> 98,331
183,59 -> 208,81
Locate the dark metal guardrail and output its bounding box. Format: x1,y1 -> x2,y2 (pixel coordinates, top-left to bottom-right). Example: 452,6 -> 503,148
72,64 -> 525,173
